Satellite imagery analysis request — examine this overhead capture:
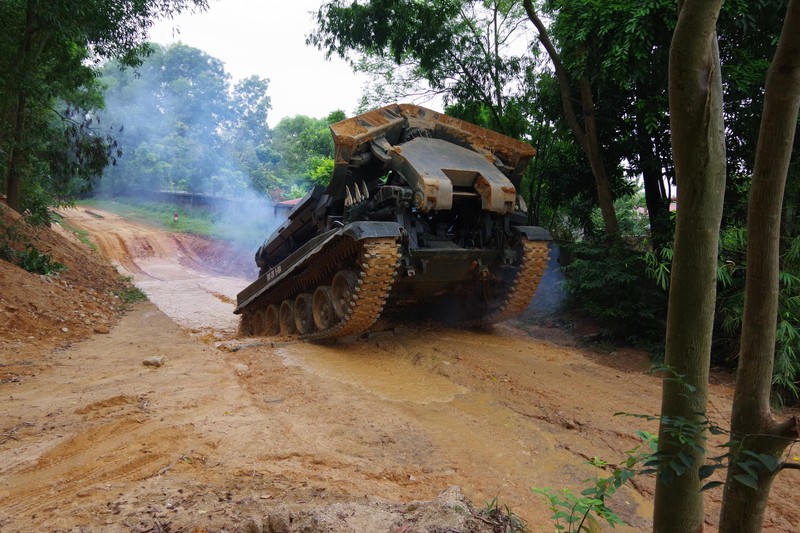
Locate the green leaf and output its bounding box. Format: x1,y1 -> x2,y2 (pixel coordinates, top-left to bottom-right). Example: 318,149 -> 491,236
742,451 -> 780,472
700,481 -> 725,492
733,474 -> 759,490
698,463 -> 728,479
738,460 -> 759,478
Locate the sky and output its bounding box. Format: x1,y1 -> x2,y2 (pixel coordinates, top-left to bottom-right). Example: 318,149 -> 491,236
148,0 -> 374,126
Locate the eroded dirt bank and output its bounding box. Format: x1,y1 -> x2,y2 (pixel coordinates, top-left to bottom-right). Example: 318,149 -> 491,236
1,206 -> 798,532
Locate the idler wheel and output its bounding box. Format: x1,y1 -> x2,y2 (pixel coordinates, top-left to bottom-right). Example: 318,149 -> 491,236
312,286 -> 336,330
294,293 -> 315,334
279,300 -> 296,335
265,304 -> 280,335
331,270 -> 359,318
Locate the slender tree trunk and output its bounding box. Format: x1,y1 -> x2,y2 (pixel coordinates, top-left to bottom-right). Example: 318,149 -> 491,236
522,0 -> 620,237
6,95 -> 26,212
641,153 -> 670,248
653,1 -> 726,532
718,2 -> 800,530
5,0 -> 37,212
578,77 -> 619,236
635,106 -> 671,247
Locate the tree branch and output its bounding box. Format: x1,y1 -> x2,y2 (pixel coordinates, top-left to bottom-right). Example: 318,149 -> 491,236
522,0 -> 588,151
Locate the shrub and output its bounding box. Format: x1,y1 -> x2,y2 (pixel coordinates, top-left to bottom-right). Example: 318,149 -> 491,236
561,242 -> 669,346
17,244 -> 67,275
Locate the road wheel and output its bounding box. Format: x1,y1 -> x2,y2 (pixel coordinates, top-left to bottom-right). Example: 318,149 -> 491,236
238,310 -> 254,336
331,270 -> 359,318
279,299 -> 296,335
251,307 -> 267,335
265,304 -> 280,335
294,293 -> 314,334
312,286 -> 336,330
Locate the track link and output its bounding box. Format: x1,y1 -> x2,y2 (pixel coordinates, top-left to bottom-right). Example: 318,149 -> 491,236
480,239 -> 549,324
240,237 -> 400,340
302,239 -> 400,340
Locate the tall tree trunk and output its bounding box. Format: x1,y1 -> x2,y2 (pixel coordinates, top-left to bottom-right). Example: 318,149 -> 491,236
641,150 -> 670,248
522,0 -> 620,238
5,0 -> 37,212
718,1 -> 800,531
635,106 -> 671,248
6,92 -> 27,212
653,1 -> 726,532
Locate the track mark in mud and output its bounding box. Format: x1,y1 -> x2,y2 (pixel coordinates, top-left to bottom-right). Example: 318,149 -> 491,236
0,418 -> 215,523
74,394 -> 148,419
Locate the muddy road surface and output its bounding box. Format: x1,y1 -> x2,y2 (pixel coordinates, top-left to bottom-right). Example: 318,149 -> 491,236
1,207 -> 797,532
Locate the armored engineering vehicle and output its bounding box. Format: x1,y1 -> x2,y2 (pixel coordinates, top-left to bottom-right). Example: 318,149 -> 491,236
235,103 -> 551,340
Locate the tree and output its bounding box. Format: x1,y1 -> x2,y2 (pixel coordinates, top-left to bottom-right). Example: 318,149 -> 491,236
533,0 -> 679,246
311,0 -> 631,240
652,1 -> 726,531
0,0 -> 208,212
228,76 -> 276,195
311,0 -> 536,137
718,1 -> 800,530
522,0 -> 620,237
99,44 -> 250,196
266,110 -> 346,193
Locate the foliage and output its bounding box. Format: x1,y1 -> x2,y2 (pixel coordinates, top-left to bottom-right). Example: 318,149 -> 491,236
619,366 -> 791,493
265,110 -> 344,190
643,227 -> 800,402
589,193 -> 651,247
562,242 -> 668,345
116,285 -> 148,305
311,0 -> 543,138
533,431 -> 657,532
97,46 -> 344,201
536,364 -> 794,531
0,0 -> 209,212
17,245 -> 67,276
716,228 -> 800,401
481,496 -> 527,533
98,44 -> 245,195
0,213 -> 66,275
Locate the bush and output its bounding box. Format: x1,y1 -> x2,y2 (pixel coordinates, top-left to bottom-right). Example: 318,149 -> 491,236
716,227 -> 800,403
561,242 -> 669,346
0,212 -> 67,275
17,244 -> 66,275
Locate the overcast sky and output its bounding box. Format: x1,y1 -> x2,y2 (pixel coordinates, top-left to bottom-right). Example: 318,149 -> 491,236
148,0 -> 374,126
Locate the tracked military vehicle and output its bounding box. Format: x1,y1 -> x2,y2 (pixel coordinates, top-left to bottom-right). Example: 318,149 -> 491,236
235,103 -> 551,340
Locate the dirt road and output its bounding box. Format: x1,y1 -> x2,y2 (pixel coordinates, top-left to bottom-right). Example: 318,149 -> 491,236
1,207 -> 797,531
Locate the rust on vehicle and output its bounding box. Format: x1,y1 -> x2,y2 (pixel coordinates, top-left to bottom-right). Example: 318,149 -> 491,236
237,103 -> 551,340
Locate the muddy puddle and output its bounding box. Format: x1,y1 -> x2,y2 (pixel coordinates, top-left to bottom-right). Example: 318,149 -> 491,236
277,343 -> 467,404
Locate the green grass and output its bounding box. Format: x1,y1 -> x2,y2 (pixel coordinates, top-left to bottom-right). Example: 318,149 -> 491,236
116,285 -> 148,304
79,197 -> 265,248
51,211 -> 99,252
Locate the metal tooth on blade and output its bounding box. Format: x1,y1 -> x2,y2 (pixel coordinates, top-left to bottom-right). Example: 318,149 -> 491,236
345,185 -> 353,206
361,180 -> 369,199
